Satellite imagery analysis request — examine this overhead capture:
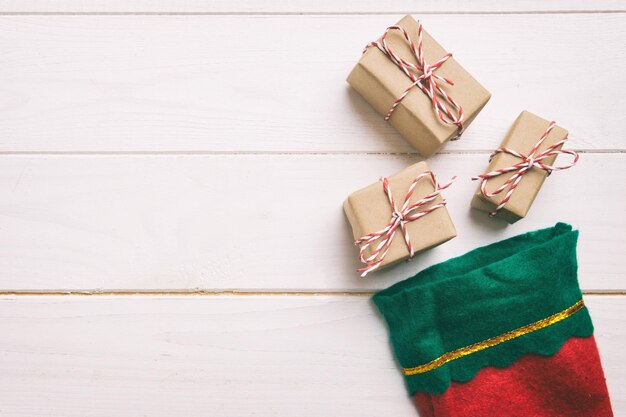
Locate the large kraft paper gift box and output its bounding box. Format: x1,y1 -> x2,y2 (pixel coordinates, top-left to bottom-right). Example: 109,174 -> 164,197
347,15 -> 491,157
471,111 -> 573,223
344,161 -> 456,276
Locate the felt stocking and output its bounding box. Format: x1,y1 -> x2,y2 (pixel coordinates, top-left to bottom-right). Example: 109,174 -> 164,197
373,223 -> 613,417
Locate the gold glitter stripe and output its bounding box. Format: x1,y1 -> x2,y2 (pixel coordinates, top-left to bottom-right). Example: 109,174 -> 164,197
403,299 -> 585,376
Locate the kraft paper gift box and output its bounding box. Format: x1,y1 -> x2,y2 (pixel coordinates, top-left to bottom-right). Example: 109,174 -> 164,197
471,111 -> 576,224
347,15 -> 491,157
343,161 -> 456,276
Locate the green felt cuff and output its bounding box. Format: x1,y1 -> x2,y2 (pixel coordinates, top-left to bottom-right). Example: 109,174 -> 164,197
372,223 -> 594,395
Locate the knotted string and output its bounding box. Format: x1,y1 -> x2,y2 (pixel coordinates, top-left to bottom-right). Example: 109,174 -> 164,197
365,22 -> 464,138
355,171 -> 456,277
472,121 -> 579,217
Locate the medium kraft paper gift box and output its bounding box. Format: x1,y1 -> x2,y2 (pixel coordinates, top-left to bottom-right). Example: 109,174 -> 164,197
471,111 -> 572,223
344,161 -> 456,275
347,15 -> 491,157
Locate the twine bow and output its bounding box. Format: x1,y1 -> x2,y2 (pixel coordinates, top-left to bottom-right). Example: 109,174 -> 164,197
355,171 -> 456,277
472,121 -> 579,217
365,22 -> 464,138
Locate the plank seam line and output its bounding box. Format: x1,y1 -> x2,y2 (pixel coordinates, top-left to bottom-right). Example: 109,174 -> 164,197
0,150 -> 622,156
0,290 -> 622,297
0,11 -> 624,16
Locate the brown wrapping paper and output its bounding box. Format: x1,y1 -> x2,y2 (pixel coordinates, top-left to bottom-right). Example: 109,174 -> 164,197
471,111 -> 569,223
343,161 -> 456,272
347,15 -> 491,157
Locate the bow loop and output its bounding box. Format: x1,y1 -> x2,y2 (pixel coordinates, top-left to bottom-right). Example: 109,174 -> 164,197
355,172 -> 456,277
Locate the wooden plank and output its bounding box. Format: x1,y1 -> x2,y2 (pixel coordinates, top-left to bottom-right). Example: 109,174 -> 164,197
1,153 -> 623,292
0,15 -> 624,153
0,0 -> 624,13
0,295 -> 622,416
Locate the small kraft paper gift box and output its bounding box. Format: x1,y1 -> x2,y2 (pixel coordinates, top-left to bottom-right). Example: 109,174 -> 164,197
347,15 -> 491,157
344,162 -> 456,276
471,111 -> 579,223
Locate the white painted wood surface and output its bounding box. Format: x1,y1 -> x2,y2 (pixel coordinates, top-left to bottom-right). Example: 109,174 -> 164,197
0,0 -> 624,13
0,295 -> 623,417
0,15 -> 624,153
0,2 -> 624,416
1,153 -> 624,291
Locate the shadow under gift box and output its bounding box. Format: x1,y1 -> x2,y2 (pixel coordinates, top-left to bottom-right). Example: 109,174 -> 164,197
343,161 -> 457,273
347,15 -> 491,157
471,111 -> 570,224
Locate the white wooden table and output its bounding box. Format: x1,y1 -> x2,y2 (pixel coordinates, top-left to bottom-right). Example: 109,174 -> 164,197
0,1 -> 624,415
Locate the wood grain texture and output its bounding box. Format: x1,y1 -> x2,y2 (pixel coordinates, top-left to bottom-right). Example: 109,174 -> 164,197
0,14 -> 624,153
0,0 -> 624,13
1,153 -> 623,292
0,295 -> 622,417
0,5 -> 624,413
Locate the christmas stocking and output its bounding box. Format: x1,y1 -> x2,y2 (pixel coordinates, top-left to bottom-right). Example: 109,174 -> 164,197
373,223 -> 613,417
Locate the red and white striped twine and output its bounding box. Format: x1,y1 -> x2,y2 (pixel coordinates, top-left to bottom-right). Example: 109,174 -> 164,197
355,171 -> 456,277
472,121 -> 579,217
364,22 -> 464,138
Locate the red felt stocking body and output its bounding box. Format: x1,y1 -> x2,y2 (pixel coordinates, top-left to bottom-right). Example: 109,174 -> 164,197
414,336 -> 613,417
